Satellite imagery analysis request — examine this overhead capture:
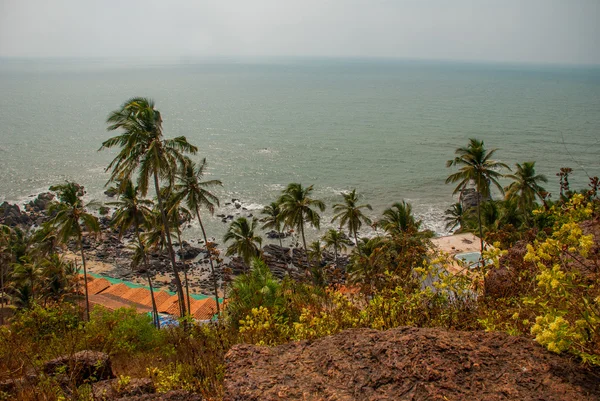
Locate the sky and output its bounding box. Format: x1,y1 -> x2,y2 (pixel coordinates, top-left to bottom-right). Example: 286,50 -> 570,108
1,0 -> 599,65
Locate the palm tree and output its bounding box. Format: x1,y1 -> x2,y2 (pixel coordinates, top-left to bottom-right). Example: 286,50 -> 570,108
174,158 -> 222,314
446,139 -> 509,253
308,240 -> 324,267
331,189 -> 372,247
41,254 -> 77,304
107,179 -> 160,328
379,201 -> 421,236
11,256 -> 42,306
444,203 -> 468,233
101,97 -> 198,317
322,229 -> 352,265
48,182 -> 100,320
505,161 -> 548,224
261,201 -> 284,247
224,217 -> 263,268
278,183 -> 326,261
165,191 -> 194,317
226,257 -> 281,328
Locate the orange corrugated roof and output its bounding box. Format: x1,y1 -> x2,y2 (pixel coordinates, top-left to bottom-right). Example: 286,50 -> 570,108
120,287 -> 149,304
102,283 -> 131,297
139,290 -> 170,308
192,298 -> 218,320
86,278 -> 111,295
164,298 -> 185,316
157,294 -> 180,313
89,294 -> 153,313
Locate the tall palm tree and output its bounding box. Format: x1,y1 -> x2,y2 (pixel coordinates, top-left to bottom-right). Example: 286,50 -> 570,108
107,179 -> 160,328
278,183 -> 326,261
224,217 -> 263,268
446,139 -> 509,253
101,97 -> 198,317
505,161 -> 548,224
331,189 -> 372,247
48,182 -> 99,319
379,201 -> 421,236
261,201 -> 284,247
322,229 -> 352,265
164,191 -> 194,317
174,158 -> 222,314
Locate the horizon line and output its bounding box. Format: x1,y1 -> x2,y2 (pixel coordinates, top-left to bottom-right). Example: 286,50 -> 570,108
1,55 -> 599,69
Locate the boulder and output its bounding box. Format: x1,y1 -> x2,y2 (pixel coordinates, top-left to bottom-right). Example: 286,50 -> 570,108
44,351 -> 114,385
93,377 -> 155,399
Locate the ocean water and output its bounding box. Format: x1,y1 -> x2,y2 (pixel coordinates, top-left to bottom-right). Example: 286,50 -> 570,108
1,58 -> 599,243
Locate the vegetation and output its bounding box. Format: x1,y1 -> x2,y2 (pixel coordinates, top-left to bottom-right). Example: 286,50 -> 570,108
224,217 -> 263,267
1,100 -> 599,400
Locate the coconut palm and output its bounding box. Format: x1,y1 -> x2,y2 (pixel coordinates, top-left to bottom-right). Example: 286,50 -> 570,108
226,257 -> 281,328
224,217 -> 263,268
101,97 -> 198,317
505,161 -> 548,224
322,229 -> 352,265
41,254 -> 77,304
48,182 -> 99,320
107,179 -> 160,328
444,203 -> 469,233
164,191 -> 194,317
446,139 -> 509,253
278,183 -> 326,259
11,256 -> 42,305
379,201 -> 421,236
331,189 -> 372,247
261,201 -> 284,247
174,158 -> 222,314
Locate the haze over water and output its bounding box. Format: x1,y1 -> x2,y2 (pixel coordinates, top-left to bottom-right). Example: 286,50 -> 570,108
1,58 -> 599,242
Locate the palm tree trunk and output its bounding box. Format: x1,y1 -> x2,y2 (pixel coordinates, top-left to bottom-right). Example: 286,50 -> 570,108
153,172 -> 186,318
79,237 -> 90,321
334,245 -> 338,265
196,206 -> 220,315
176,228 -> 192,316
134,217 -> 160,329
300,216 -> 309,269
477,194 -> 484,253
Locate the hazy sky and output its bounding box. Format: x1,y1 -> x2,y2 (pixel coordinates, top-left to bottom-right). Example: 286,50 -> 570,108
1,0 -> 599,65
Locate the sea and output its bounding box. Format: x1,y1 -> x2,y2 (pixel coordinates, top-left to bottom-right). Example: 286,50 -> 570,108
1,57 -> 599,244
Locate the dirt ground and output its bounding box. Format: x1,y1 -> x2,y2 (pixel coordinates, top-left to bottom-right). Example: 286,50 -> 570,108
224,326 -> 600,401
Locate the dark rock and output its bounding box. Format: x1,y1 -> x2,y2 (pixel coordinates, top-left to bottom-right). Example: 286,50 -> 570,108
93,377 -> 155,399
104,188 -> 118,198
116,390 -> 204,400
44,351 -> 114,385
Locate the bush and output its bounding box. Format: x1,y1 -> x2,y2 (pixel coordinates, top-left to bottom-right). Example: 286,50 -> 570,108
83,306 -> 162,355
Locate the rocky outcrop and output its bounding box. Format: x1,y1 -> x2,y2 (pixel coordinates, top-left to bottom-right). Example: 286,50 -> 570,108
176,241 -> 204,260
224,326 -> 600,401
44,350 -> 115,386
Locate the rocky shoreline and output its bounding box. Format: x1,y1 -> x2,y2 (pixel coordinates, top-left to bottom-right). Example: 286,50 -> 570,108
1,192 -> 350,298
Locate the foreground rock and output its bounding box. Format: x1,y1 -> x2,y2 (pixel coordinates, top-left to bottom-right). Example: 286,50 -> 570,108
44,350 -> 115,386
224,327 -> 600,401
